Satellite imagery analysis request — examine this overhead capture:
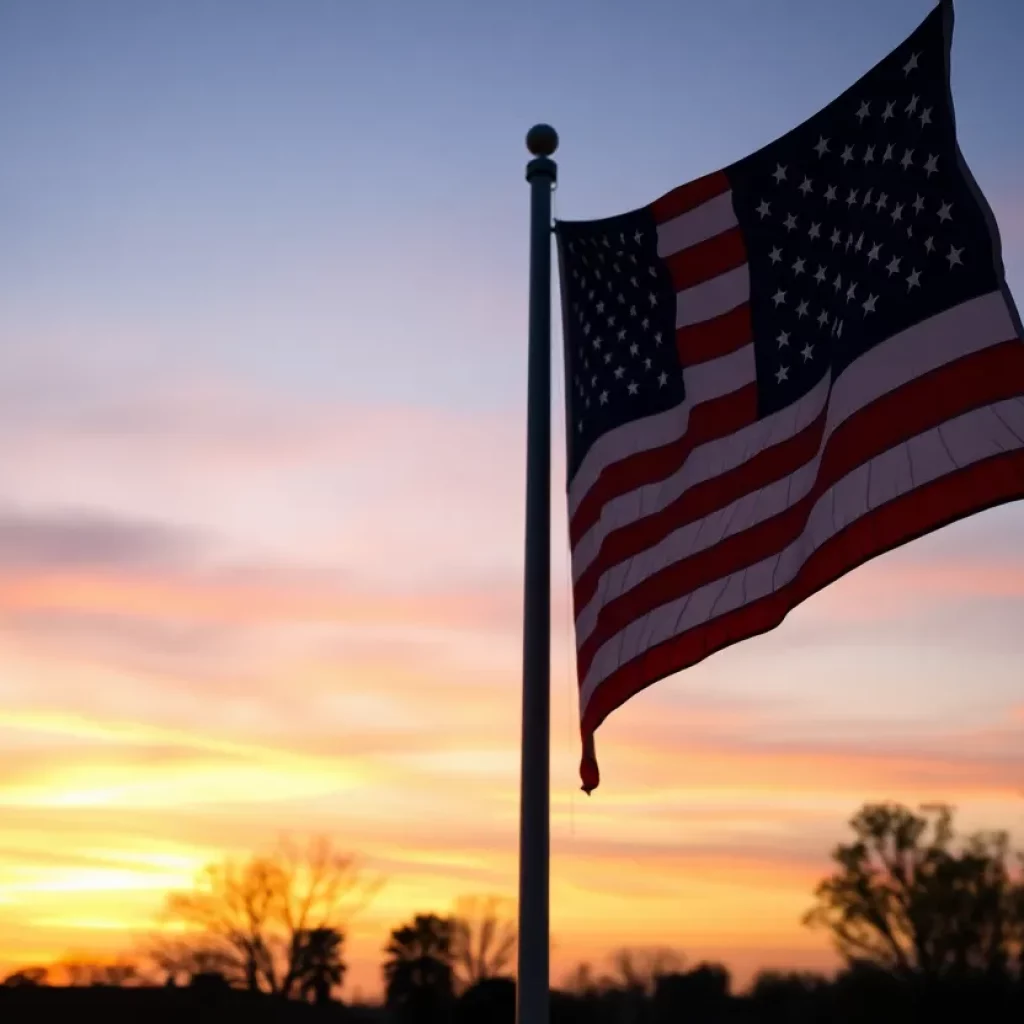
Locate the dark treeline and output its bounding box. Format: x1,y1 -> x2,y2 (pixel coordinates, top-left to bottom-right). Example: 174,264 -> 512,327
3,802 -> 1024,1022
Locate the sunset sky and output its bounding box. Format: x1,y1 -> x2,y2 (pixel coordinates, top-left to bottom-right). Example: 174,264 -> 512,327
2,0 -> 1024,1000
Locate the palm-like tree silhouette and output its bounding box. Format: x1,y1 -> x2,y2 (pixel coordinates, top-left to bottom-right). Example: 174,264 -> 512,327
383,913 -> 455,1021
294,927 -> 345,1005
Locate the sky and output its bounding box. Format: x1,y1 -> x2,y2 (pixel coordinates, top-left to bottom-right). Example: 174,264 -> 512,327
1,0 -> 1024,1000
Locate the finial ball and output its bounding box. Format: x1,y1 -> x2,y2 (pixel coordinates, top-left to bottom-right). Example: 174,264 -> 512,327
526,124 -> 559,157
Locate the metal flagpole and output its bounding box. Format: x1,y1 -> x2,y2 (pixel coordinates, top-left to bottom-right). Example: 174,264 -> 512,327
517,123 -> 558,1024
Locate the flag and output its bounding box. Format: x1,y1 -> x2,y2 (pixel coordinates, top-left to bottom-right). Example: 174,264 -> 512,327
555,1 -> 1024,793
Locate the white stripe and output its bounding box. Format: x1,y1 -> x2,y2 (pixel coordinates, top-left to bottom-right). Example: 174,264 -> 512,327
579,395 -> 1024,711
676,264 -> 749,328
567,343 -> 757,517
656,191 -> 738,257
571,291 -> 1017,577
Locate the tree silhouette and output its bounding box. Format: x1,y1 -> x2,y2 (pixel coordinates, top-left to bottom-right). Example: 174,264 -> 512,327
608,946 -> 684,996
383,913 -> 456,1022
1,966 -> 49,987
293,926 -> 345,1005
805,801 -> 1024,982
55,956 -> 140,986
450,895 -> 516,992
155,835 -> 380,997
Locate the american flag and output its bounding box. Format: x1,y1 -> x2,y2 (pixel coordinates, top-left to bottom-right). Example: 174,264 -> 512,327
555,2 -> 1024,793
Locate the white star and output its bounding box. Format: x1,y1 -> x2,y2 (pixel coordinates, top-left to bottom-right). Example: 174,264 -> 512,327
772,163 -> 788,183
630,277 -> 638,287
919,106 -> 932,127
912,194 -> 925,214
855,100 -> 870,122
654,331 -> 663,345
798,176 -> 813,196
875,192 -> 888,212
592,335 -> 602,350
783,212 -> 798,232
641,317 -> 649,330
814,265 -> 827,284
862,188 -> 874,207
862,293 -> 878,314
937,201 -> 953,223
808,221 -> 821,240
891,202 -> 904,223
854,232 -> 864,252
657,372 -> 668,388
599,390 -> 609,405
801,342 -> 814,362
846,282 -> 857,302
886,255 -> 901,276
817,309 -> 829,327
867,242 -> 882,263
824,185 -> 837,203
796,299 -> 809,318
924,154 -> 939,177
617,328 -> 627,341
756,199 -> 771,219
906,268 -> 921,290
648,292 -> 658,306
846,188 -> 859,207
627,380 -> 639,396
830,228 -> 842,247
769,246 -> 783,265
924,235 -> 935,253
792,257 -> 806,276
901,148 -> 914,170
595,300 -> 605,314
643,357 -> 652,370
882,143 -> 894,163
776,365 -> 789,384
947,245 -> 963,268
629,341 -> 639,355
814,136 -> 830,158
905,94 -> 920,115
840,144 -> 854,164
577,420 -> 583,432
832,318 -> 844,338
772,288 -> 787,307
882,100 -> 896,121
863,145 -> 875,164
614,365 -> 625,379
777,330 -> 790,349
833,272 -> 843,292
633,230 -> 643,244
903,51 -> 919,75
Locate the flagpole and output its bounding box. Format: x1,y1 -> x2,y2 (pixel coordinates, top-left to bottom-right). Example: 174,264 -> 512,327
517,123 -> 558,1024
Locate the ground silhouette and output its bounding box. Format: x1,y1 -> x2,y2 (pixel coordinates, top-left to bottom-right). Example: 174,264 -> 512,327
3,803 -> 1024,1021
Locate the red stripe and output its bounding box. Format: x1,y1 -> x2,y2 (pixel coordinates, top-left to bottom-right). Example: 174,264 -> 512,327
575,341 -> 1024,619
664,227 -> 747,291
579,445 -> 1024,792
573,396 -> 826,614
569,384 -> 758,547
676,303 -> 752,366
575,341 -> 1024,681
650,171 -> 730,225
